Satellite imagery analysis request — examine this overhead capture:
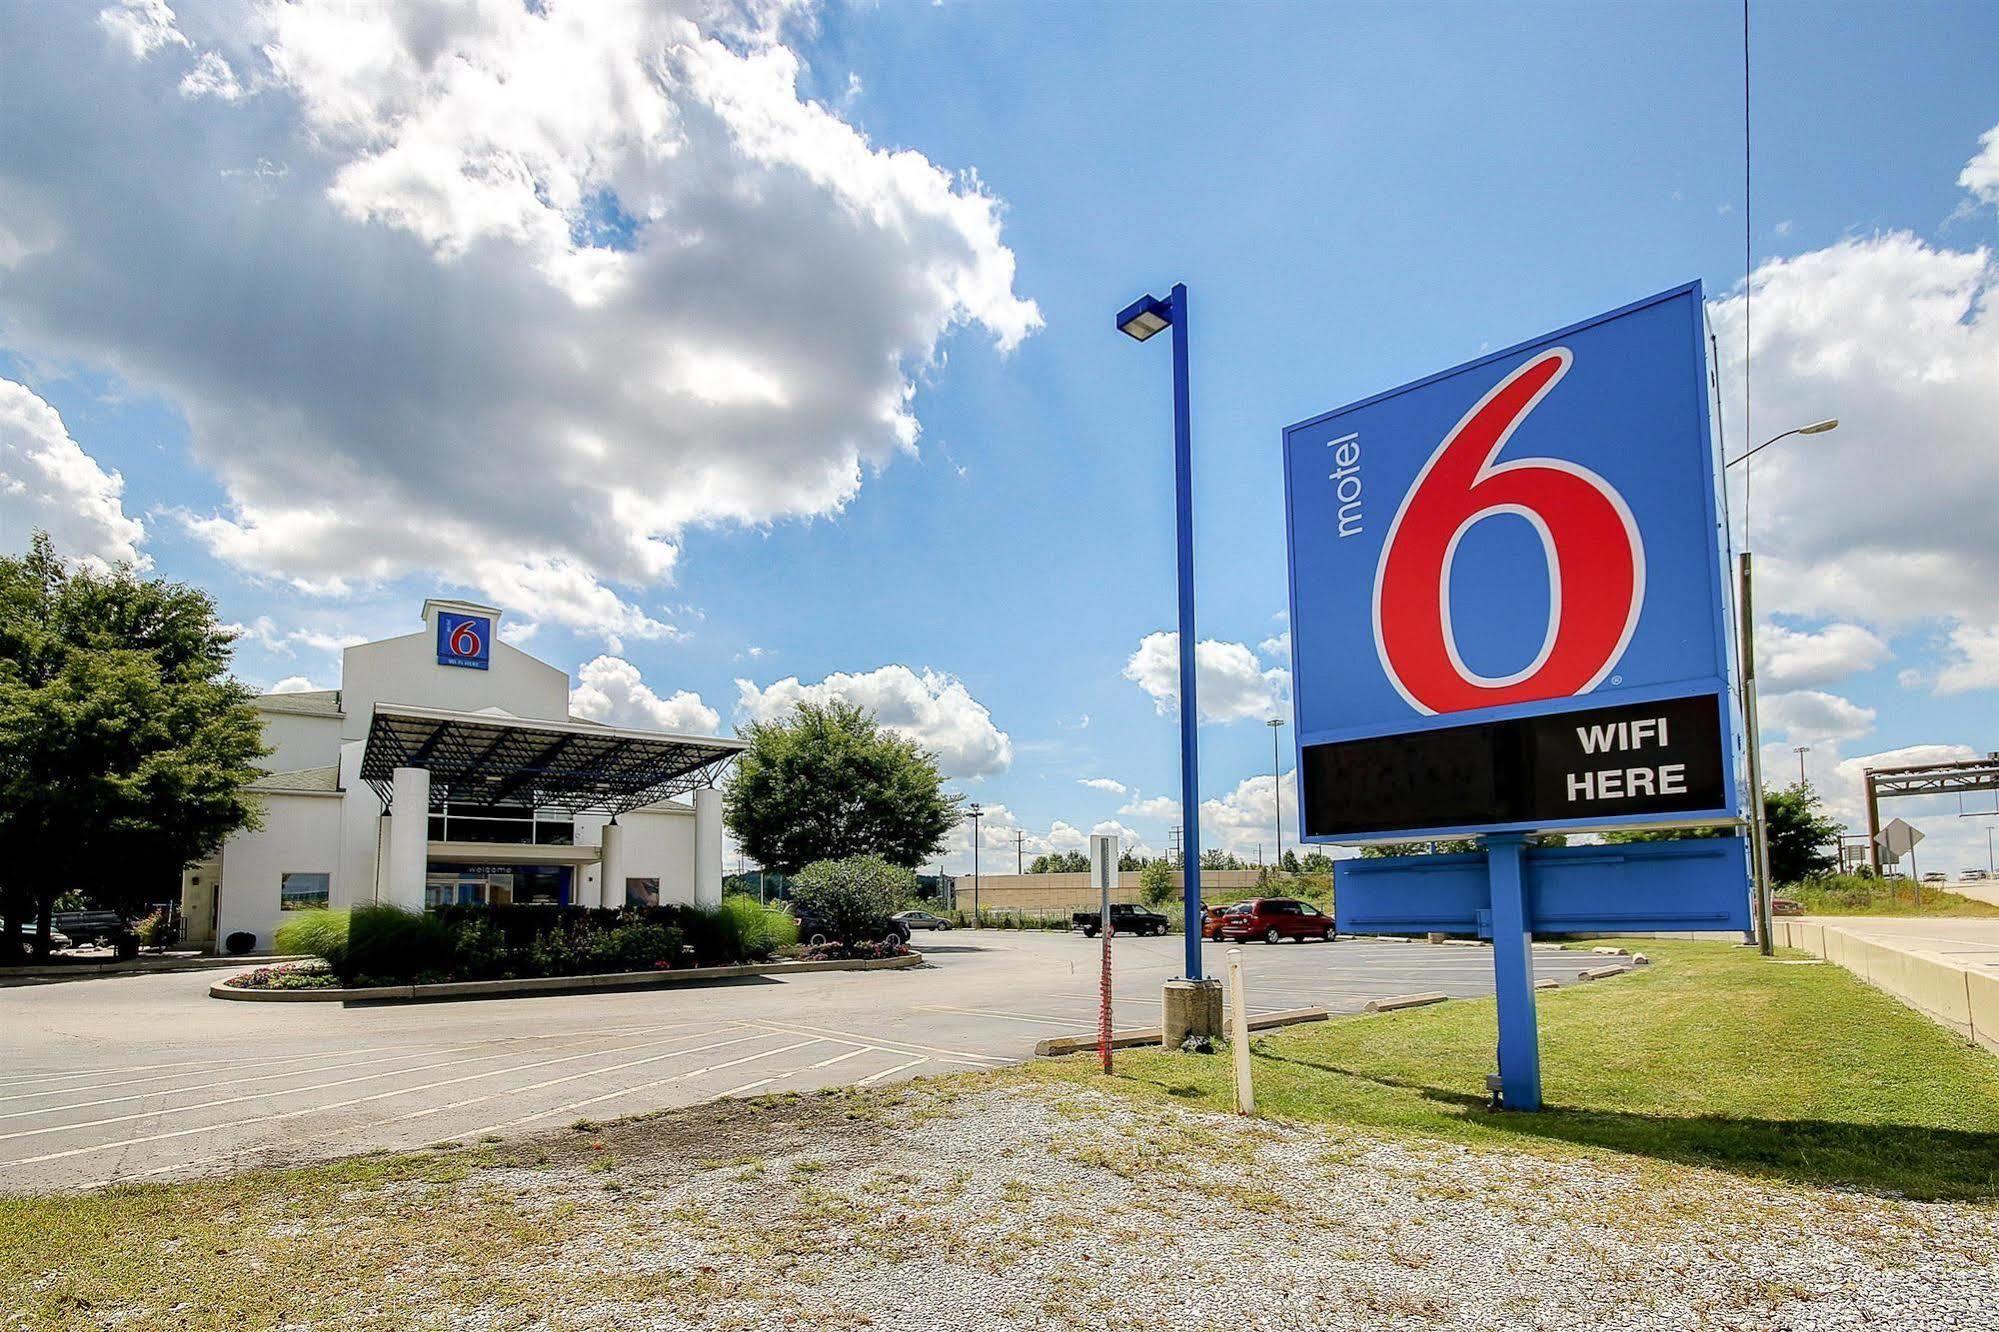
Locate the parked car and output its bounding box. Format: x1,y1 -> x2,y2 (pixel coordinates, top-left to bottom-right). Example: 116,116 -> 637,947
52,909 -> 126,948
1771,897 -> 1804,917
891,909 -> 951,931
1071,903 -> 1169,938
1217,898 -> 1334,944
1922,872 -> 1948,884
793,910 -> 910,948
1199,904 -> 1233,940
15,923 -> 74,951
1963,869 -> 1988,882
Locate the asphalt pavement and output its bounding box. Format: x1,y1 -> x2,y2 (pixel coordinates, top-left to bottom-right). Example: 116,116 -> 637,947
0,930 -> 1604,1192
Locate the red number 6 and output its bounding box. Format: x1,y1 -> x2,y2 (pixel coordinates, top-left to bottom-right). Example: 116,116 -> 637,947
1373,349 -> 1644,716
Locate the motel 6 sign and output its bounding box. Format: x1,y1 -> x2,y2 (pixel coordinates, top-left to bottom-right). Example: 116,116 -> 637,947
1282,283 -> 1738,842
436,612 -> 492,671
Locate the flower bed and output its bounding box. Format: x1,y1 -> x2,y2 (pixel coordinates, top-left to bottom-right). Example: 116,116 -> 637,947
227,960 -> 342,991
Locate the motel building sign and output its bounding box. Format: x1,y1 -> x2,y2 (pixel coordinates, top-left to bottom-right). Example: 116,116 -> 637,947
180,598 -> 744,953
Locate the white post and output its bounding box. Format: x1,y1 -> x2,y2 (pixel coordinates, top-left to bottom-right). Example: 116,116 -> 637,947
694,788 -> 724,908
385,767 -> 430,914
1227,947 -> 1254,1115
599,819 -> 626,910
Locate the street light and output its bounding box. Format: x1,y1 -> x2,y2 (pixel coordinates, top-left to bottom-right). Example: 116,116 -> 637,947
966,802 -> 984,925
1117,282 -> 1205,983
1794,745 -> 1811,786
1728,418 -> 1839,956
1267,718 -> 1285,870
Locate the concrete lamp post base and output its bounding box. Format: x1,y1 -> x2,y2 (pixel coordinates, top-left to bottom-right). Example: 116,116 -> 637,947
1163,978 -> 1224,1051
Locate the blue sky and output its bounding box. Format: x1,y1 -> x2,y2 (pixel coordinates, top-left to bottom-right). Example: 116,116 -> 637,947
2,1 -> 1996,874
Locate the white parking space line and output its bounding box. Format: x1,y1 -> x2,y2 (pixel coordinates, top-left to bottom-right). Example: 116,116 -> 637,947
459,1038 -> 830,1137
0,1051 -> 324,1090
351,1030 -> 772,1135
744,1020 -> 1008,1066
918,1005 -> 1093,1028
0,1046 -> 473,1123
856,1057 -> 928,1086
0,1028 -> 747,1168
0,1045 -> 427,1107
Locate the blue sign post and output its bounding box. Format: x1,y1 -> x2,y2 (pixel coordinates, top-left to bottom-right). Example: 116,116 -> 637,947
1283,284 -> 1747,1111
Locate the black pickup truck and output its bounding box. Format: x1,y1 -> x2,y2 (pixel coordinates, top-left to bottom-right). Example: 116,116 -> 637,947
1071,903 -> 1169,938
52,910 -> 129,948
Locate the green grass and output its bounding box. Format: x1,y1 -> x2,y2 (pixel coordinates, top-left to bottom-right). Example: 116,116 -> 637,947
1024,938 -> 1999,1201
1786,873 -> 1999,918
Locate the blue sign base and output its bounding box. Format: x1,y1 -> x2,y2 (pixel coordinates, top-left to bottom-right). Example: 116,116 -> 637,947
1334,834 -> 1750,1111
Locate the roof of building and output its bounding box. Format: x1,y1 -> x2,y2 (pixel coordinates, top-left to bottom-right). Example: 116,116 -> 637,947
246,765 -> 342,795
358,703 -> 746,815
253,689 -> 344,718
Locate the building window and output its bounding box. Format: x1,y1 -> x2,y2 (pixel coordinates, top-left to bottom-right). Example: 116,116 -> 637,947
280,872 -> 331,911
626,877 -> 660,909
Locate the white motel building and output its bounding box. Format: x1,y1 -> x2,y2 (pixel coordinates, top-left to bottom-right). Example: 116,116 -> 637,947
180,598 -> 745,953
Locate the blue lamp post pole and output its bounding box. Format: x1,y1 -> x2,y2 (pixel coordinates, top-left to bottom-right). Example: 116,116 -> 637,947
1117,283 -> 1204,981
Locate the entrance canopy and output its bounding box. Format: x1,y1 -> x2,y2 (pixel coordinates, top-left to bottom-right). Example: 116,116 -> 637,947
360,704 -> 745,816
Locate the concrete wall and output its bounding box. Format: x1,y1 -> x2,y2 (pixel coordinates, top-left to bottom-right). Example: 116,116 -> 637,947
955,868 -> 1295,914
1772,919 -> 1996,1055
337,613 -> 568,741
575,803 -> 698,907
215,791 -> 345,953
256,709 -> 342,772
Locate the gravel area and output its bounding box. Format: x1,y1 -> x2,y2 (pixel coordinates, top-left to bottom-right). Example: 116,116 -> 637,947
258,1078 -> 1999,1332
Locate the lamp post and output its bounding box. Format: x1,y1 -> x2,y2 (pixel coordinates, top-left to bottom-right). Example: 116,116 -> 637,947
1728,418 -> 1837,956
1794,745 -> 1810,787
1118,283 -> 1205,982
966,802 -> 984,925
1267,718 -> 1285,869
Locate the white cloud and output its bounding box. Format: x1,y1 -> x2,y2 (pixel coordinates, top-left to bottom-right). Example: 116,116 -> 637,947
2,2 -> 1037,641
1118,794 -> 1182,822
1258,630 -> 1290,660
735,664 -> 1012,779
1710,148 -> 1999,636
1760,689 -> 1877,745
1089,820 -> 1154,859
1078,778 -> 1128,796
570,655 -> 719,735
97,1 -> 187,60
1123,631 -> 1290,725
1959,124 -> 1999,213
1755,621 -> 1889,691
0,378 -> 145,568
1199,769 -> 1299,861
1936,623 -> 1999,695
267,674 -> 321,694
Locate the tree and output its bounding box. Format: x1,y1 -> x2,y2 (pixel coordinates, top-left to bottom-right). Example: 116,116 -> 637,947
1300,851 -> 1334,873
1765,783 -> 1841,884
1360,839 -> 1478,858
0,534 -> 266,961
1138,859 -> 1175,907
1117,850 -> 1146,872
1199,848 -> 1245,871
791,855 -> 916,947
721,700 -> 957,876
1279,848 -> 1301,874
1028,850 -> 1088,874
1600,783 -> 1840,886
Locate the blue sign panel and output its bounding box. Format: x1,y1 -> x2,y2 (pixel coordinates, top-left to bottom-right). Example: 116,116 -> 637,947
1283,283 -> 1736,842
1333,836 -> 1753,937
436,612 -> 491,670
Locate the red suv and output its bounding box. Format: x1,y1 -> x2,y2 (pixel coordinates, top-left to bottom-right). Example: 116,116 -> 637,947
1218,898 -> 1334,944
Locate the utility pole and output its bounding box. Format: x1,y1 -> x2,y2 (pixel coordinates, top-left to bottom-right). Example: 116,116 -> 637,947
1267,717 -> 1285,869
967,802 -> 984,924
1794,745 -> 1810,786
1014,828 -> 1025,876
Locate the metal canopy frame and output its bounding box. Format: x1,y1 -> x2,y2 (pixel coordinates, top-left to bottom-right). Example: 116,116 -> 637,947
1863,753 -> 1999,872
360,705 -> 745,816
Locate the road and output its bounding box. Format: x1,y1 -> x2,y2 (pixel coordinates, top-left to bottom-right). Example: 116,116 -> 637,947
0,930 -> 1602,1192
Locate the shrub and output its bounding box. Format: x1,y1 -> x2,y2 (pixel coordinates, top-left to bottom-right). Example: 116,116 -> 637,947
449,913 -> 511,980
1139,860 -> 1175,907
791,855 -> 915,948
134,908 -> 176,951
342,904 -> 450,984
720,893 -> 797,961
275,908 -> 350,968
223,930 -> 256,955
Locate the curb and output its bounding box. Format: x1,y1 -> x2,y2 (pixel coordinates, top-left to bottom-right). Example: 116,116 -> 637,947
1364,991 -> 1449,1013
209,952 -> 922,1004
1576,964 -> 1630,981
2,954 -> 311,986
1034,1006 -> 1329,1057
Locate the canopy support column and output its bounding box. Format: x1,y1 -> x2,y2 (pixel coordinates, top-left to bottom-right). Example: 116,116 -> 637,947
695,788 -> 724,908
385,767 -> 430,914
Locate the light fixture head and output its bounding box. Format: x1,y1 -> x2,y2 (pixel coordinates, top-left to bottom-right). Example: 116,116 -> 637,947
1798,418 -> 1839,435
1115,293 -> 1172,342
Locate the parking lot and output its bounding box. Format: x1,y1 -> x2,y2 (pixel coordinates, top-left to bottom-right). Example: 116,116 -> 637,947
0,930 -> 1608,1193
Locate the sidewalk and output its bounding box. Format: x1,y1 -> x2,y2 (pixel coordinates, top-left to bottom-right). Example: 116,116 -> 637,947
1772,916 -> 1999,1053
